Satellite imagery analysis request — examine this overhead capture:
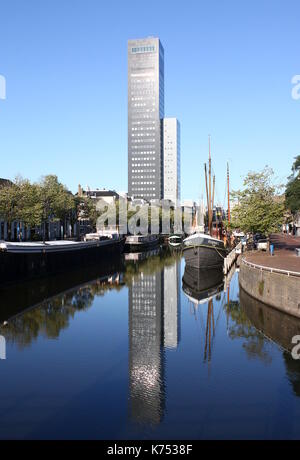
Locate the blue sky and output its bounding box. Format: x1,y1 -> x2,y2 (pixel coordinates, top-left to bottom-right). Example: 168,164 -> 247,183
0,0 -> 299,203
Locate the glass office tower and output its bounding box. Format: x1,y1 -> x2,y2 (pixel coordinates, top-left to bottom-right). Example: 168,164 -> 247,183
163,118 -> 181,206
128,37 -> 164,200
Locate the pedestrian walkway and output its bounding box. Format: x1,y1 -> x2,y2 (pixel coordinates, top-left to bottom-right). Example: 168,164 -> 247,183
245,233 -> 300,273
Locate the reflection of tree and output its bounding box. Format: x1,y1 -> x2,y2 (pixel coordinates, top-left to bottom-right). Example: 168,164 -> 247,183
283,351 -> 300,397
225,300 -> 272,365
0,249 -> 179,350
0,277 -> 124,349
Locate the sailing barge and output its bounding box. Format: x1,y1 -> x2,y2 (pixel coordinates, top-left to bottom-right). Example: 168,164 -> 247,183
183,136 -> 227,269
183,233 -> 227,269
0,236 -> 125,285
124,234 -> 159,252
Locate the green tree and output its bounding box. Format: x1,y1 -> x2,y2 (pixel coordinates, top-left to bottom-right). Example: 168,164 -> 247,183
230,167 -> 284,234
0,177 -> 43,239
75,195 -> 99,231
38,175 -> 76,241
285,155 -> 300,214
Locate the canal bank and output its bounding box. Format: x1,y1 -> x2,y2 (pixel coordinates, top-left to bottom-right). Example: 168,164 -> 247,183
240,234 -> 300,318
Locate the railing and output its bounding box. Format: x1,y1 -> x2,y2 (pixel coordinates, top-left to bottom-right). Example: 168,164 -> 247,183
241,257 -> 300,278
224,242 -> 242,274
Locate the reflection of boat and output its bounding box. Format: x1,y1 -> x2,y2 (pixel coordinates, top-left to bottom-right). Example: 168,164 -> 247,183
183,265 -> 224,363
183,233 -> 227,269
168,235 -> 182,248
125,234 -> 159,252
125,247 -> 161,261
182,265 -> 224,304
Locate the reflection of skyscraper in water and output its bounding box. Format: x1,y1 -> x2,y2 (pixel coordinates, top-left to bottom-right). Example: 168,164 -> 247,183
128,258 -> 181,425
163,261 -> 181,349
129,269 -> 165,425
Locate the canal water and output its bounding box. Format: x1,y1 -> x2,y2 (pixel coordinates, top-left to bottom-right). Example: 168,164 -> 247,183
1,249 -> 300,440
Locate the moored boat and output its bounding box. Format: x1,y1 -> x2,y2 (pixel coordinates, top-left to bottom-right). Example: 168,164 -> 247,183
168,235 -> 183,248
124,234 -> 159,252
0,237 -> 125,285
182,232 -> 227,269
182,136 -> 229,269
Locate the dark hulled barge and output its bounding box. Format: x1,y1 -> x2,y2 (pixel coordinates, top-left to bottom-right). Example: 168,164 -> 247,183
182,233 -> 227,269
0,237 -> 125,285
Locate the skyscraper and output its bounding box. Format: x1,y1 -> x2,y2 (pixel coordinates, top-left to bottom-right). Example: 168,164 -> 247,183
163,118 -> 181,205
128,37 -> 164,200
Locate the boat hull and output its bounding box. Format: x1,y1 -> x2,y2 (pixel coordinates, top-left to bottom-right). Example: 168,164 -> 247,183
124,237 -> 159,252
183,244 -> 226,269
0,238 -> 125,286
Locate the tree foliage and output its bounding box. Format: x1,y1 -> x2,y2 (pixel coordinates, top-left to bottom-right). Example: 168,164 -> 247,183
285,155 -> 300,214
75,195 -> 99,230
0,175 -> 99,240
0,177 -> 42,227
230,167 -> 284,234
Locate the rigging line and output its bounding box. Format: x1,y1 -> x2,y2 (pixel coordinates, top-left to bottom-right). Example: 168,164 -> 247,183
198,303 -> 206,337
215,300 -> 223,331
209,307 -> 222,360
223,179 -> 227,209
195,307 -> 205,349
190,301 -> 205,349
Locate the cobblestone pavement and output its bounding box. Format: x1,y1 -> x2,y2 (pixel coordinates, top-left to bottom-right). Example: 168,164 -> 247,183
244,233 -> 300,273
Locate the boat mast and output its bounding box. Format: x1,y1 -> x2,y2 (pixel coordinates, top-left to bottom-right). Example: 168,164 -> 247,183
208,136 -> 212,235
204,163 -> 209,230
212,174 -> 215,219
227,162 -> 230,227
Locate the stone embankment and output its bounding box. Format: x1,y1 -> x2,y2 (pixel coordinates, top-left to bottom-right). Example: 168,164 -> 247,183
239,234 -> 300,318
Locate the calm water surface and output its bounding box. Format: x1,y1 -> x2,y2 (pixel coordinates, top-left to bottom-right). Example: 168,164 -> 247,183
0,249 -> 300,440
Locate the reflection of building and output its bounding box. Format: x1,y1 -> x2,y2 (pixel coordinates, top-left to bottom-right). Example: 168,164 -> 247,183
163,261 -> 181,348
128,258 -> 181,424
129,269 -> 164,424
